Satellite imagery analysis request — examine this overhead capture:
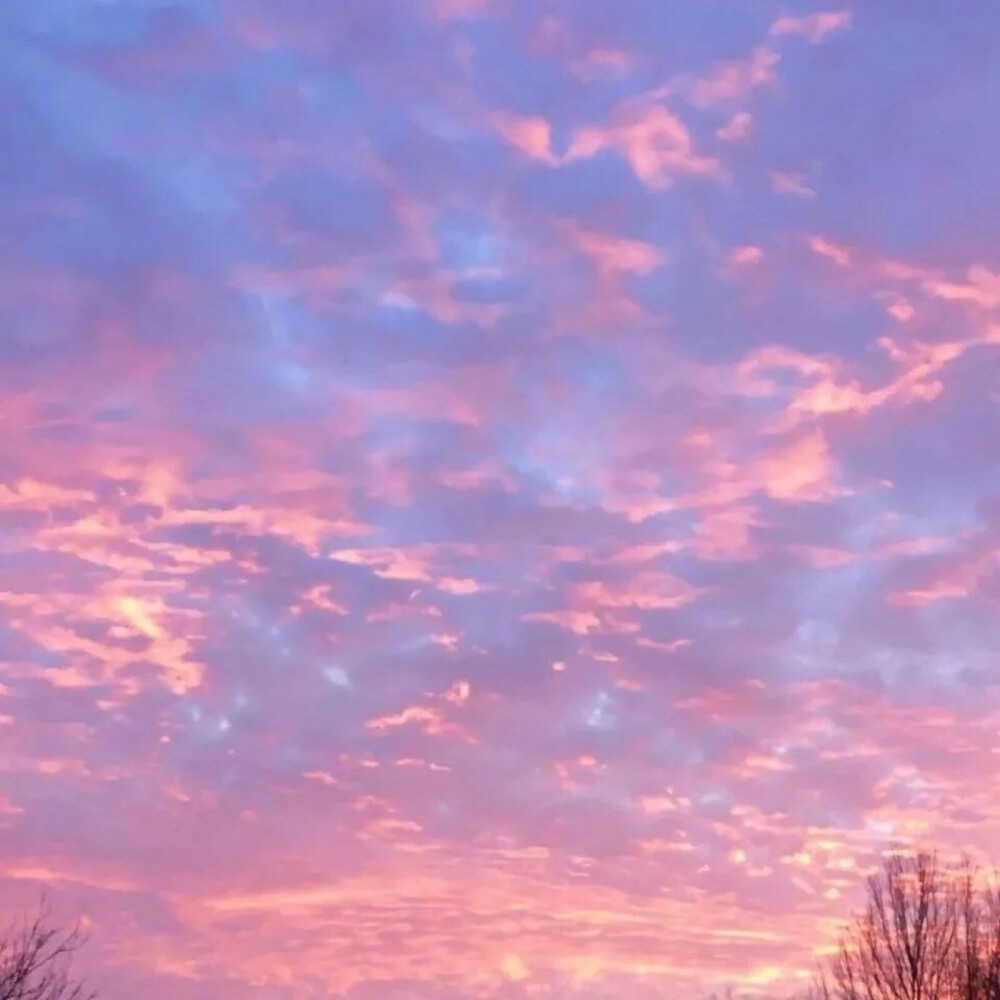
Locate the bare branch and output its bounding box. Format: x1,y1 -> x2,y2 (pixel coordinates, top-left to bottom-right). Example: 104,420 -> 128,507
0,899 -> 94,1000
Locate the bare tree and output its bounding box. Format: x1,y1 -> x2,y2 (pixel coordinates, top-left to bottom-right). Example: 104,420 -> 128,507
0,901 -> 94,1000
830,852 -> 958,1000
954,859 -> 983,1000
959,873 -> 1000,1000
801,852 -> 1000,1000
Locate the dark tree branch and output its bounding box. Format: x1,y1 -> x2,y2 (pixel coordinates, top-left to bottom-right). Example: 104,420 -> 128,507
0,900 -> 94,1000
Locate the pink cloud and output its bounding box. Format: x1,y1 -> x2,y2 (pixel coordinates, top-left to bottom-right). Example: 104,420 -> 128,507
728,244 -> 765,266
692,505 -> 759,560
885,297 -> 916,322
523,609 -> 602,635
568,224 -> 666,276
924,265 -> 1000,310
769,169 -> 817,198
732,335 -> 972,429
575,571 -> 706,610
687,48 -> 779,108
753,429 -> 841,502
430,0 -> 498,20
492,111 -> 557,163
770,10 -> 853,44
717,111 -> 754,142
888,533 -> 998,607
570,48 -> 635,81
567,102 -> 720,188
808,234 -> 853,267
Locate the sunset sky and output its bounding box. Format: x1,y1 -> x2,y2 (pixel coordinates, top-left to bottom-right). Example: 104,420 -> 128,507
1,2 -> 999,998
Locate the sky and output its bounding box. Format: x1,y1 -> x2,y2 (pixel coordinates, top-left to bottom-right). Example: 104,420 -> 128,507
1,1 -> 999,998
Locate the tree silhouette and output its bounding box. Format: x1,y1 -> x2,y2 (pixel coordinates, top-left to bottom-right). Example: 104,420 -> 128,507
0,901 -> 93,1000
811,852 -> 1000,1000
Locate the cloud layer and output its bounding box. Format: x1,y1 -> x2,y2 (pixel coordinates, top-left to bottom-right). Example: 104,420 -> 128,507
1,2 -> 999,999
